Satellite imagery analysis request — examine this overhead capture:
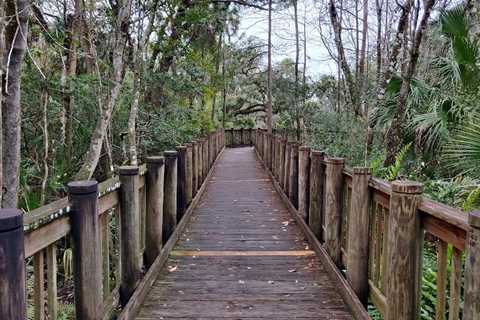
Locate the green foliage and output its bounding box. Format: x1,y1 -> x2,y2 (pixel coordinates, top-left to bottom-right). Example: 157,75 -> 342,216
369,143 -> 412,181
444,114 -> 480,178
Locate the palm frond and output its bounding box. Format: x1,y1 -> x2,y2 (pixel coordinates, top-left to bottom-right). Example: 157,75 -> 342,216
444,115 -> 480,178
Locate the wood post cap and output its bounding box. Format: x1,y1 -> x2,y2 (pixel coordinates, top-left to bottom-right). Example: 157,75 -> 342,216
468,211 -> 480,228
146,156 -> 165,164
164,150 -> 178,158
192,140 -> 198,145
353,167 -> 372,175
391,180 -> 423,194
176,145 -> 187,151
0,209 -> 24,232
68,180 -> 98,195
118,166 -> 140,176
324,157 -> 345,165
185,142 -> 193,148
299,146 -> 311,152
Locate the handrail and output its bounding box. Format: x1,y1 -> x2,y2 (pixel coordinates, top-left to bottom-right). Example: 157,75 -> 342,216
0,129 -> 226,320
253,129 -> 479,320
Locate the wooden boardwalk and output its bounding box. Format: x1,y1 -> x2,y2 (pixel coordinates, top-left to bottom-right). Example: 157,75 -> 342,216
135,147 -> 355,319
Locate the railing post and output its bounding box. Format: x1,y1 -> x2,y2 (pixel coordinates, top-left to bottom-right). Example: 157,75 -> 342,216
248,128 -> 253,145
263,132 -> 268,164
278,138 -> 285,187
163,151 -> 178,243
192,141 -> 199,194
203,137 -> 208,178
68,181 -> 102,318
186,143 -> 193,204
118,166 -> 142,305
274,136 -> 280,180
176,146 -> 187,221
0,209 -> 27,320
308,151 -> 325,239
323,157 -> 345,266
288,142 -> 299,208
298,146 -> 311,221
284,142 -> 293,193
269,133 -> 274,171
346,167 -> 371,305
197,141 -> 203,189
145,156 -> 164,268
386,181 -> 423,320
461,210 -> 480,319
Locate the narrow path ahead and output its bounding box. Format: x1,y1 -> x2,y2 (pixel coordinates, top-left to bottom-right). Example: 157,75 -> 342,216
135,147 -> 355,319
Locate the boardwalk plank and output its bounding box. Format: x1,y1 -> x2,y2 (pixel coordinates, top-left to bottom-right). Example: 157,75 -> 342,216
134,147 -> 357,320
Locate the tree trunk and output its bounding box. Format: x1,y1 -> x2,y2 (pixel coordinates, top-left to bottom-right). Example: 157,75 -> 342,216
62,0 -> 85,170
294,0 -> 301,141
75,0 -> 133,180
384,0 -> 435,165
40,90 -> 49,206
211,32 -> 223,122
377,0 -> 413,102
0,4 -> 5,206
266,0 -> 273,133
329,0 -> 360,116
2,0 -> 29,208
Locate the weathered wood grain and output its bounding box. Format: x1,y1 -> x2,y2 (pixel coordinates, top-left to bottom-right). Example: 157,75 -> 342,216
464,210 -> 480,319
298,146 -> 311,221
308,151 -> 325,240
119,166 -> 142,306
385,181 -> 423,320
323,157 -> 345,266
145,156 -> 164,268
132,147 -> 359,320
163,151 -> 178,244
0,209 -> 27,320
346,167 -> 371,305
68,181 -> 102,319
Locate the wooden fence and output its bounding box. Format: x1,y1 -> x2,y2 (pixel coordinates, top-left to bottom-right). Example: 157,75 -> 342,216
254,129 -> 480,320
0,129 -> 225,320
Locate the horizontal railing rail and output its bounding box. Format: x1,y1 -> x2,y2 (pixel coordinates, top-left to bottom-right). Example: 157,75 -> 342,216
254,129 -> 479,320
0,129 -> 226,320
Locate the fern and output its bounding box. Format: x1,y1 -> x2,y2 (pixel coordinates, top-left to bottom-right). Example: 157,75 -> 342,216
463,186 -> 480,211
385,143 -> 412,181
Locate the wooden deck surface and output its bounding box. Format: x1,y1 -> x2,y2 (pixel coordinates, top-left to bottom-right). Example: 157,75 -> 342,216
135,147 -> 355,319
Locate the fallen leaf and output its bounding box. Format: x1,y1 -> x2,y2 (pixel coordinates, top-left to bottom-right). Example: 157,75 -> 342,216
288,269 -> 297,273
168,265 -> 178,272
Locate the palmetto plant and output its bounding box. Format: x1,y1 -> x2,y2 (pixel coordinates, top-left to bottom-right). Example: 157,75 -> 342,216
444,113 -> 480,179
371,5 -> 479,159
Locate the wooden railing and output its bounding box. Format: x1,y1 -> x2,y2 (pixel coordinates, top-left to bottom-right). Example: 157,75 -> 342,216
0,129 -> 225,320
254,129 -> 480,320
225,128 -> 254,147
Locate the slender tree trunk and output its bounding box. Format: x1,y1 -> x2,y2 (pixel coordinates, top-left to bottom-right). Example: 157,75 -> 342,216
222,36 -> 227,127
62,0 -> 84,169
266,0 -> 273,133
40,90 -> 49,206
0,4 -> 5,206
358,0 -> 368,116
76,0 -> 133,180
2,0 -> 29,208
302,5 -> 307,139
377,0 -> 413,101
211,32 -> 223,122
365,0 -> 383,163
384,0 -> 435,165
294,0 -> 301,141
329,0 -> 360,116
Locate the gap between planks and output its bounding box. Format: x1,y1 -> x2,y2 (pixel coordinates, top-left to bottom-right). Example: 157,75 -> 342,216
171,250 -> 316,257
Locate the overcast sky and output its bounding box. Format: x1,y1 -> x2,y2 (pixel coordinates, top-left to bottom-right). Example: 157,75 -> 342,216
235,1 -> 338,79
